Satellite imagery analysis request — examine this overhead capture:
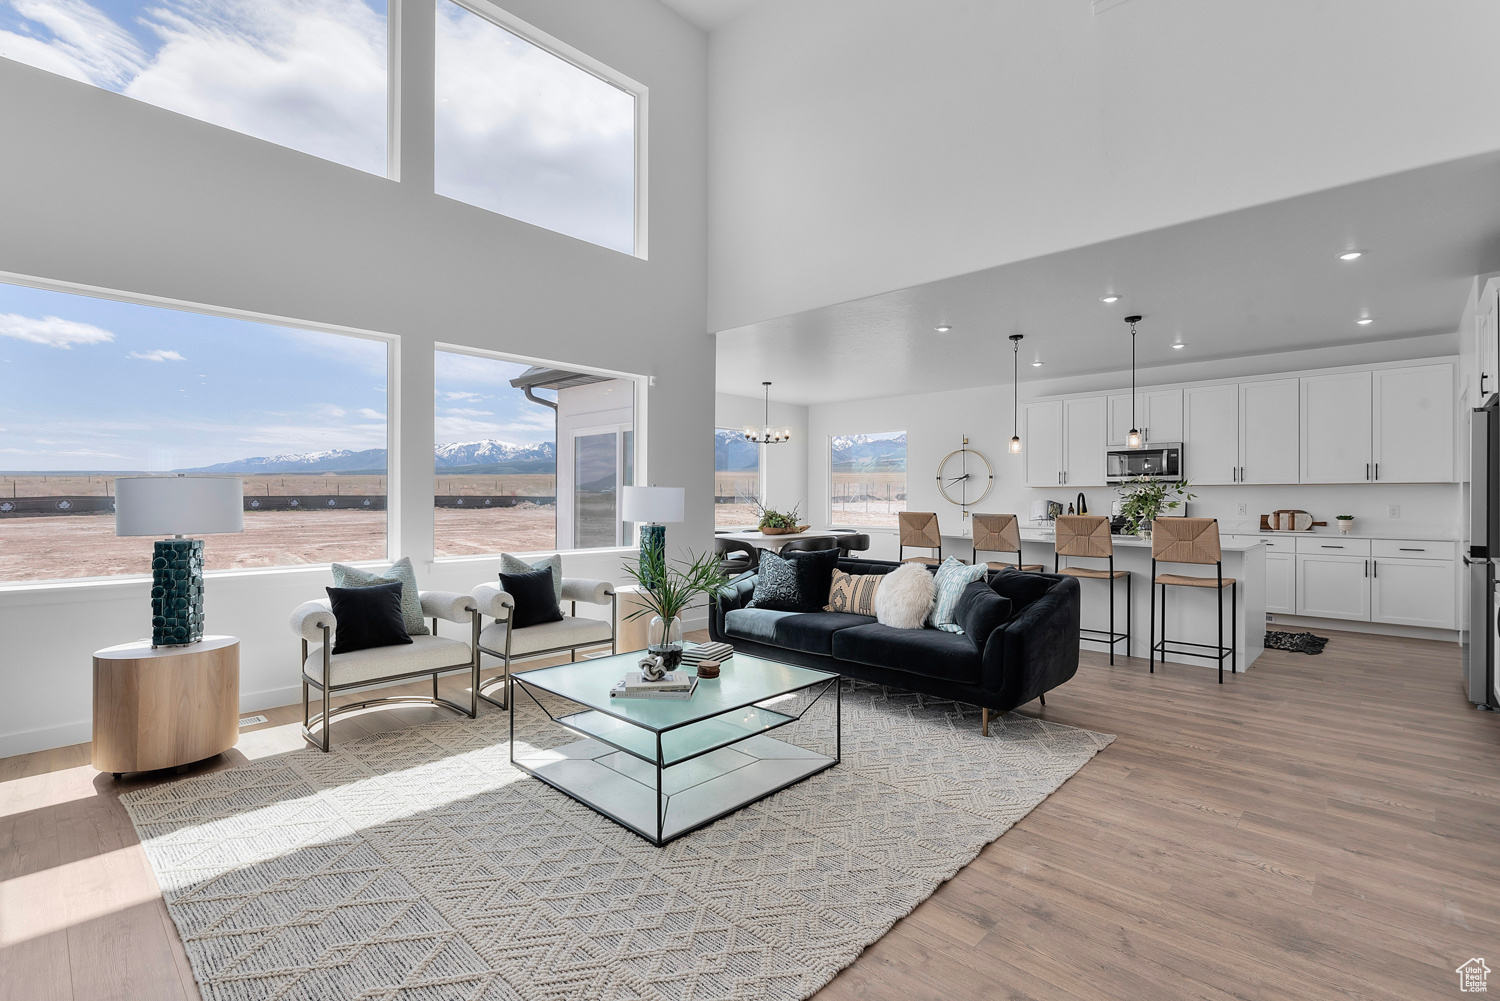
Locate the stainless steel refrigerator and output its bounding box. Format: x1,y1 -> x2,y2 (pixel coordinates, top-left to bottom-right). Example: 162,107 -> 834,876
1465,394 -> 1500,709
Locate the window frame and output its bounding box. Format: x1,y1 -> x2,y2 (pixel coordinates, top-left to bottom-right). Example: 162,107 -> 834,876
436,0 -> 650,259
826,430 -> 908,532
714,426 -> 763,529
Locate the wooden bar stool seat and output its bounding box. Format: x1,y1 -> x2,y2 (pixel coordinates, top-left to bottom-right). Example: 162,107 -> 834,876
898,511 -> 943,564
1149,517 -> 1237,683
1053,515 -> 1131,664
971,513 -> 1044,573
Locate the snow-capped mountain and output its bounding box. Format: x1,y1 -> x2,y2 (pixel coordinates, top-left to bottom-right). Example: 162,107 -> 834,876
714,429 -> 760,471
830,433 -> 907,471
181,440 -> 556,475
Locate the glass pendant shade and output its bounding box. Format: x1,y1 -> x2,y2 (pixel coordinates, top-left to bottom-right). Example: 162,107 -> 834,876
1009,435 -> 1022,454
1126,428 -> 1143,449
1008,333 -> 1023,454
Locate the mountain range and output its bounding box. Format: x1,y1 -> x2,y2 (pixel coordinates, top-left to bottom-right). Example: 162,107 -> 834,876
181,440 -> 557,475
714,429 -> 761,471
830,433 -> 907,472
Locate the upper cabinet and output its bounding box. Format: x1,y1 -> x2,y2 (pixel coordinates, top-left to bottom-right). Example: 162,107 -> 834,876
1107,389 -> 1182,446
1240,379 -> 1300,484
1373,364 -> 1454,483
1300,372 -> 1372,483
1477,280 -> 1500,402
1023,401 -> 1064,487
1064,396 -> 1108,487
1184,385 -> 1239,485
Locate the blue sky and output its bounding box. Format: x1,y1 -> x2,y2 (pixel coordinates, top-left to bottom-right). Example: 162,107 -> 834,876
433,351 -> 556,448
0,281 -> 388,471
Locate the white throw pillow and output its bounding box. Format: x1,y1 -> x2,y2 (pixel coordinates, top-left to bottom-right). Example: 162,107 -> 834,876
875,562 -> 936,630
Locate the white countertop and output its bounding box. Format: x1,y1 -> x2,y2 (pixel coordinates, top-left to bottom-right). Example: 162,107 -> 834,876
1235,529 -> 1459,542
1017,528 -> 1266,552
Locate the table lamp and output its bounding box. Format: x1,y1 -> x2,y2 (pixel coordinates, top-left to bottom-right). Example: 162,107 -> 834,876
621,485 -> 684,587
115,475 -> 244,647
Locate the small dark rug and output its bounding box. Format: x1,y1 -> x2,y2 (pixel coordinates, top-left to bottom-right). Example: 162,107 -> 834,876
1264,630 -> 1330,655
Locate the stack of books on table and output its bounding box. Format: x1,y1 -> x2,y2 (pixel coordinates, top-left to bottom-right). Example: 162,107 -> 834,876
682,642 -> 734,666
609,672 -> 698,700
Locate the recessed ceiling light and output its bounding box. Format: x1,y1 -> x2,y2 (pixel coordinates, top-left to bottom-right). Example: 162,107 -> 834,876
1356,317 -> 1374,325
934,324 -> 952,333
1338,251 -> 1364,261
1032,361 -> 1044,367
1100,295 -> 1120,303
1171,343 -> 1185,349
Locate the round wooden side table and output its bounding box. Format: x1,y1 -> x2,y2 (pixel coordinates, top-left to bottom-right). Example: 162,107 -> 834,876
92,635 -> 240,779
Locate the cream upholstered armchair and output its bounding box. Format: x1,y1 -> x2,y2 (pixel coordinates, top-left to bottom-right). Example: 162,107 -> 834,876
470,577 -> 616,708
289,590 -> 480,752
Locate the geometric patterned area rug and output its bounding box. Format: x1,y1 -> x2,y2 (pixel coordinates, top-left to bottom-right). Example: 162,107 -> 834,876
120,680 -> 1113,1001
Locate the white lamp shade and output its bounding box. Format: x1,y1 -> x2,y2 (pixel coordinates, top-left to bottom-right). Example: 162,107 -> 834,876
115,476 -> 245,537
621,485 -> 684,524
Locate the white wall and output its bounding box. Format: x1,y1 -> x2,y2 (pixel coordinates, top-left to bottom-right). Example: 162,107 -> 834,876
0,0 -> 710,756
807,349 -> 1463,564
714,392 -> 808,515
708,0 -> 1500,331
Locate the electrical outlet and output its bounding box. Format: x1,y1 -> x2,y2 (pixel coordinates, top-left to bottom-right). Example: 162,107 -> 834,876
1236,503 -> 1248,516
1388,504 -> 1401,518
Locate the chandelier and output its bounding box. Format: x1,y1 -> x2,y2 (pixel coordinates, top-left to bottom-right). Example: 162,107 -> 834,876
743,381 -> 791,444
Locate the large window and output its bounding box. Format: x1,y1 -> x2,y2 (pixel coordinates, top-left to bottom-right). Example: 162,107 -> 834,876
434,0 -> 637,254
715,429 -> 759,528
435,350 -> 635,556
830,432 -> 906,528
0,1 -> 388,175
0,281 -> 388,583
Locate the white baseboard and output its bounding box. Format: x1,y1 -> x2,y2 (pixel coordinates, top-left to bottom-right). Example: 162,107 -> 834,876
1265,614 -> 1461,644
0,718 -> 91,759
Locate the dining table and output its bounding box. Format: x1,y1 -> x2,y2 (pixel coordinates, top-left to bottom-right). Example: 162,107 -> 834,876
716,528 -> 854,551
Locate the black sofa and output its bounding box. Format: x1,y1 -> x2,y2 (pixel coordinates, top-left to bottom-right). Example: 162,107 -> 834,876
709,558 -> 1081,732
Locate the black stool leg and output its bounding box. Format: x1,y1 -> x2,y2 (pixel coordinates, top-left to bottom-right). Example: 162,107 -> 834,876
1149,560 -> 1156,673
1108,572 -> 1115,666
1125,572 -> 1132,660
1217,578 -> 1224,685
1232,581 -> 1238,673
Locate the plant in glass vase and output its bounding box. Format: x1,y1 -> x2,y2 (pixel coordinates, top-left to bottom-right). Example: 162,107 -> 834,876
621,546 -> 730,670
1117,476 -> 1195,538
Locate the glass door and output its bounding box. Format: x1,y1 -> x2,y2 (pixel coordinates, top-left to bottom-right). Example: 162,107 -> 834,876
574,432 -> 619,549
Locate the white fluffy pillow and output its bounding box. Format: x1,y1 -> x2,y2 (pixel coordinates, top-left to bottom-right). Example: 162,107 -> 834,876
875,562 -> 936,630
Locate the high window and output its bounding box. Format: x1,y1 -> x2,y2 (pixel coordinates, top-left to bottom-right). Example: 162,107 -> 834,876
0,281 -> 389,583
715,429 -> 759,528
0,0 -> 389,175
829,432 -> 907,528
434,349 -> 635,556
434,0 -> 637,254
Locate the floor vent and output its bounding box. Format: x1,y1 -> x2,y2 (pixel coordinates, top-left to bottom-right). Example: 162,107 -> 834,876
239,715 -> 269,728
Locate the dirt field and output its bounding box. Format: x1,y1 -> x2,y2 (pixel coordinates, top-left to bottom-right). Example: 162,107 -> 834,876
714,502 -> 760,528
0,504 -> 566,582
830,471 -> 905,527
0,473 -> 554,499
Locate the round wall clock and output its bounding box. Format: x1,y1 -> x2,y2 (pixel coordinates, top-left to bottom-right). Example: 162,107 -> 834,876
936,437 -> 994,515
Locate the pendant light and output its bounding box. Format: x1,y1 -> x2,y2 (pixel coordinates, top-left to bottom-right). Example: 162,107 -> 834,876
1125,315 -> 1143,449
1008,334 -> 1023,453
743,381 -> 791,444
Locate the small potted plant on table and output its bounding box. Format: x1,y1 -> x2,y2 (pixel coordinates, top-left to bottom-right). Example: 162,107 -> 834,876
1336,514 -> 1355,535
754,500 -> 808,536
1118,476 -> 1196,539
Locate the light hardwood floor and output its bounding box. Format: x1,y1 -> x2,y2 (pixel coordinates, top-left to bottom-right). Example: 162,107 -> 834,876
1,629 -> 1496,1000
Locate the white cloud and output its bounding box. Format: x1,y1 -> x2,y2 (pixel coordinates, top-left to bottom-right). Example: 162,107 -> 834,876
128,349 -> 186,362
313,404 -> 347,419
440,389 -> 489,402
443,407 -> 494,417
0,312 -> 115,348
357,408 -> 384,420
1,0 -> 146,87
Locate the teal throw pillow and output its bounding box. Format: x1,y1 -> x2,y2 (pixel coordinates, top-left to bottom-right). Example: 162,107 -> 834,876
929,557 -> 989,633
331,556 -> 429,636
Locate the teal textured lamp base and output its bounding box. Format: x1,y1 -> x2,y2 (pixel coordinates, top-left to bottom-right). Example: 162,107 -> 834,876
639,524 -> 666,589
152,538 -> 204,647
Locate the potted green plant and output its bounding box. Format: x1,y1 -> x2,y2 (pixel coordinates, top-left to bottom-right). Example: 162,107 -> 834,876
1117,476 -> 1196,538
621,547 -> 730,670
754,499 -> 808,536
1336,514 -> 1355,535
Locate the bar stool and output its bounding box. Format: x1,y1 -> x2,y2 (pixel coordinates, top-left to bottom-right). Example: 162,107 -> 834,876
898,511 -> 943,564
1053,515 -> 1130,664
1149,517 -> 1236,683
971,513 -> 1044,572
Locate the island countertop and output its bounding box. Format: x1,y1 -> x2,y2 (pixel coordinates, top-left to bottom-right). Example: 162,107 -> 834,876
1017,528 -> 1267,551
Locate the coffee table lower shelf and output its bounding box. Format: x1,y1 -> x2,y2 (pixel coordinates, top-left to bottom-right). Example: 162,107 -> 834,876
516,734 -> 835,845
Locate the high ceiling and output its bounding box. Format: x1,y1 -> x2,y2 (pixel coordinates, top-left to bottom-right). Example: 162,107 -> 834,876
715,152 -> 1500,406
657,0 -> 761,32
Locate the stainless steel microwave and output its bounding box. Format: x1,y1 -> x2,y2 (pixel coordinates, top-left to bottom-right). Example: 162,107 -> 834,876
1106,443 -> 1183,483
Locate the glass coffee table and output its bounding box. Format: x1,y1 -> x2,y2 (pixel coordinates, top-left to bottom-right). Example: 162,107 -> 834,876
509,649 -> 840,845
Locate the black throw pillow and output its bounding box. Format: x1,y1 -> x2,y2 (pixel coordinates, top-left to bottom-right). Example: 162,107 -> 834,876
327,581 -> 412,655
988,568 -> 1054,612
747,549 -> 840,613
954,581 -> 1013,643
499,566 -> 564,629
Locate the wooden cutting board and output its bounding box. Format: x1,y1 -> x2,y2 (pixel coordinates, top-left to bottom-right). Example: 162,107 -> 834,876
1260,509 -> 1328,531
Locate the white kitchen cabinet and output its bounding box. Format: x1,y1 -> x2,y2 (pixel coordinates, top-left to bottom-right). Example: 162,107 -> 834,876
1372,364 -> 1454,483
1478,279 -> 1500,402
1240,379 -> 1300,484
1063,396 -> 1108,486
1024,400 -> 1064,487
1184,384 -> 1239,485
1371,557 -> 1457,629
1300,371 -> 1373,483
1295,554 -> 1370,620
1266,553 -> 1295,615
1107,389 -> 1183,446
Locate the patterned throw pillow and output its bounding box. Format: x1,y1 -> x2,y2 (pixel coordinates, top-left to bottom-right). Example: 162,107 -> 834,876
929,557 -> 989,633
500,552 -> 563,603
331,557 -> 429,636
824,569 -> 882,615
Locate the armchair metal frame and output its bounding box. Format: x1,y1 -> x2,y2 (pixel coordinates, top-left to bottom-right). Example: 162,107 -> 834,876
301,610 -> 481,753
477,593 -> 619,710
